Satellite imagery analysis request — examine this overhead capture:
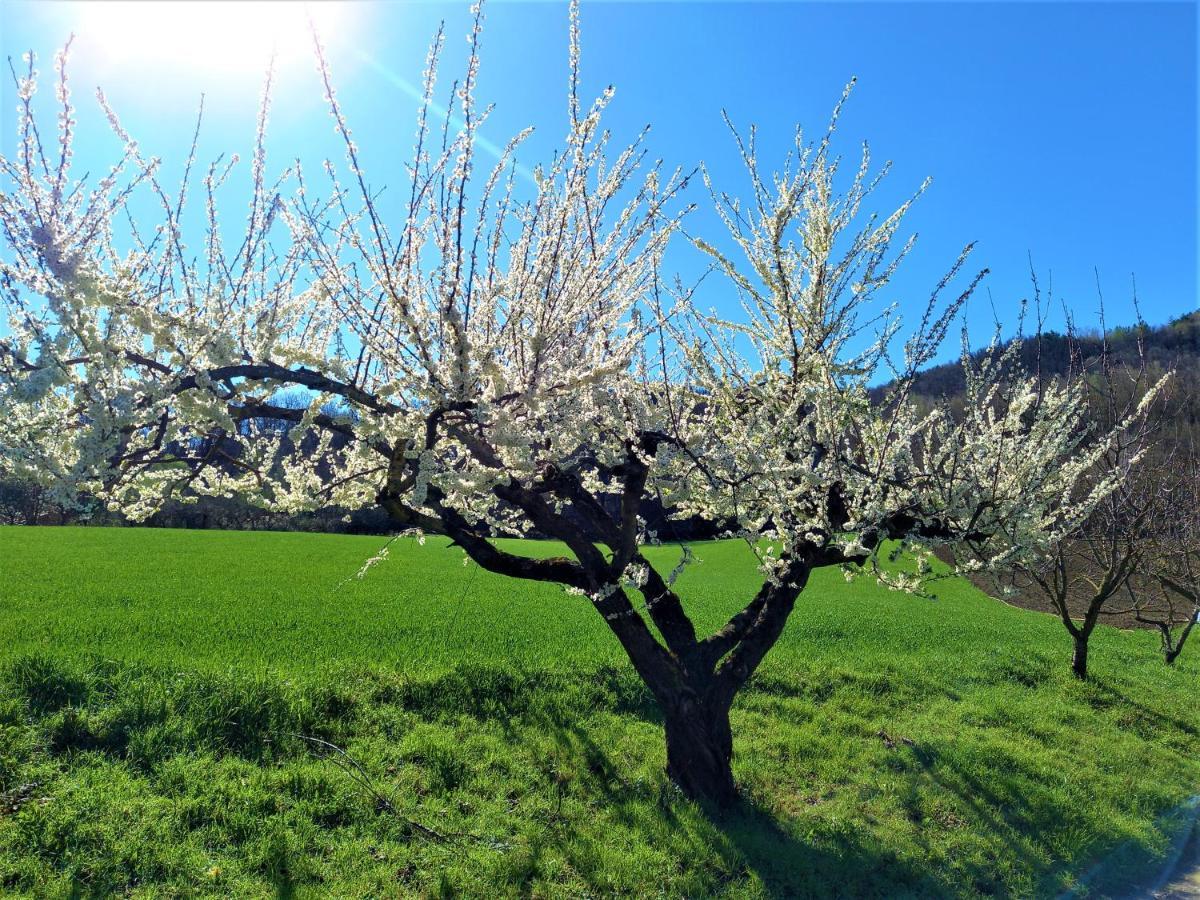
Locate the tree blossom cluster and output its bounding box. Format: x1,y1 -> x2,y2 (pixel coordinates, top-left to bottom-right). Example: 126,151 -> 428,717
655,105 -> 1163,590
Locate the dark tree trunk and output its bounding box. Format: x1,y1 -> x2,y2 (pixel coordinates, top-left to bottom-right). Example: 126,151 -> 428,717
1168,615 -> 1196,665
1150,611 -> 1196,666
1072,633 -> 1090,680
662,691 -> 736,808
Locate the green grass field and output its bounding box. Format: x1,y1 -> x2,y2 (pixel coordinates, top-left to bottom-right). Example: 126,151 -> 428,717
1,525 -> 1198,898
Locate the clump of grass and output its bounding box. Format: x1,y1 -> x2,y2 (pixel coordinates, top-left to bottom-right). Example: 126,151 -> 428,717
5,654 -> 92,715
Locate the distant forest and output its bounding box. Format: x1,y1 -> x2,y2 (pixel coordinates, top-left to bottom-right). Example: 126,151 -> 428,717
904,309 -> 1199,401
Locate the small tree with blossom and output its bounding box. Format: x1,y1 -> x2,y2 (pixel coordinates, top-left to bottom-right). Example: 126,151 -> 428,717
0,7 -> 1145,806
985,323 -> 1169,680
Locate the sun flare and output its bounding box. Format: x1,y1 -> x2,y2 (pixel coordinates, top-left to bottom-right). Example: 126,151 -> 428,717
75,1 -> 349,80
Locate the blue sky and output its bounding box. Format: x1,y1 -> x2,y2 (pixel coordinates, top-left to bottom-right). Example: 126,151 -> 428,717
2,0 -> 1196,360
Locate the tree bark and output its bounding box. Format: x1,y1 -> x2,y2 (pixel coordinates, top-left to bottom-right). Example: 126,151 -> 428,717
1168,614 -> 1197,666
662,691 -> 737,808
1072,633 -> 1090,680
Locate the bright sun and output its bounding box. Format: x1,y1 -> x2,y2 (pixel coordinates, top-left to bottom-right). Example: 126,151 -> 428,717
75,1 -> 350,80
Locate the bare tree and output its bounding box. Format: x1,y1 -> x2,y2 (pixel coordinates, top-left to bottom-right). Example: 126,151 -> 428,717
1119,443 -> 1200,666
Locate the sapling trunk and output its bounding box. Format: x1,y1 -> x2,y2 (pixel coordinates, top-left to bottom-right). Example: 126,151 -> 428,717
1072,633 -> 1090,680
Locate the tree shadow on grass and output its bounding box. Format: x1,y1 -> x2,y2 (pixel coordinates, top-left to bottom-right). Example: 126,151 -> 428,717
540,687 -> 1189,899
372,662 -> 1190,900
1085,677 -> 1200,740
709,798 -> 948,899
902,730 -> 1191,898
541,718 -> 947,899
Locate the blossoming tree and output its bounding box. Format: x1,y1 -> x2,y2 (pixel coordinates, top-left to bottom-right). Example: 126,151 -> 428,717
0,7 -> 1141,806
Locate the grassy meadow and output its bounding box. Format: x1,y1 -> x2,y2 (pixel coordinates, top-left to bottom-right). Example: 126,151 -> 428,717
0,525 -> 1198,897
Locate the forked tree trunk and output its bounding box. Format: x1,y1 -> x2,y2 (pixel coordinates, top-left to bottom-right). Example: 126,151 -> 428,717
1164,614 -> 1196,666
1071,633 -> 1090,680
662,691 -> 736,808
1163,624 -> 1191,666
